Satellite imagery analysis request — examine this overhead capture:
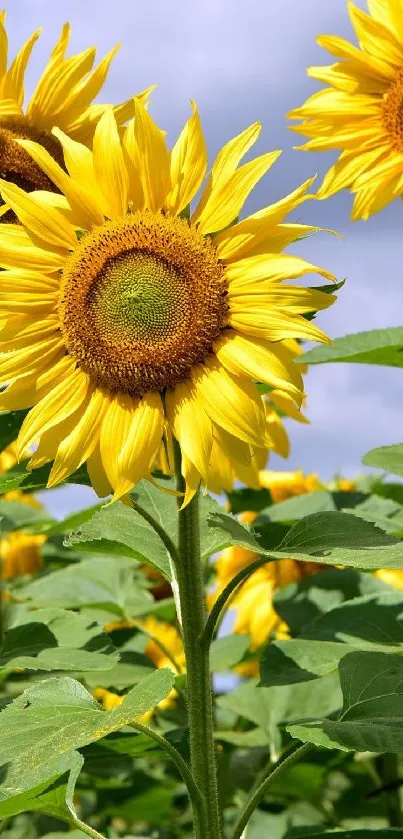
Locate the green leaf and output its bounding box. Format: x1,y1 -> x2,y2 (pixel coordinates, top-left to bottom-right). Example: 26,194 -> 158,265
299,326 -> 403,368
288,650 -> 403,753
259,491 -> 337,521
226,486 -> 271,514
199,496 -> 262,559
19,556 -> 153,617
0,462 -> 91,495
363,443 -> 403,478
0,670 -> 174,788
65,498 -> 172,579
209,634 -> 250,672
0,499 -> 54,533
0,749 -> 83,822
269,511 -> 403,571
1,608 -> 119,673
217,675 -> 342,759
273,568 -> 388,636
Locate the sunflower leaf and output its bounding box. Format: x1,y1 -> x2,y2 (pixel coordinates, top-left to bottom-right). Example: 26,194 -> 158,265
288,650 -> 403,753
362,443 -> 403,478
299,326 -> 403,367
0,750 -> 83,822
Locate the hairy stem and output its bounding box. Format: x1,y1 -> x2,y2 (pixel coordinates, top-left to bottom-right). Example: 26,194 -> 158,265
173,440 -> 222,839
231,742 -> 313,839
70,816 -> 107,839
377,753 -> 403,827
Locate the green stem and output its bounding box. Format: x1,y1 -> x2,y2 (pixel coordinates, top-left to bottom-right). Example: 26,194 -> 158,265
200,554 -> 276,647
70,816 -> 106,839
231,742 -> 313,839
130,721 -> 207,832
173,440 -> 222,839
131,498 -> 180,565
376,753 -> 403,827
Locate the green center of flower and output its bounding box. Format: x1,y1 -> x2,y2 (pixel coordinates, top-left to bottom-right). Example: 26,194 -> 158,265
90,251 -> 186,345
60,211 -> 228,396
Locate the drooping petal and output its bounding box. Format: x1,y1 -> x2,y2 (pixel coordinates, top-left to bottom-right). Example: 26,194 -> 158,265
115,392 -> 164,500
47,386 -> 108,486
166,380 -> 212,482
214,331 -> 304,398
17,366 -> 89,454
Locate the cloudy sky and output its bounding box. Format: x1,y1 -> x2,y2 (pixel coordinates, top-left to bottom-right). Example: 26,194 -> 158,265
4,0 -> 401,515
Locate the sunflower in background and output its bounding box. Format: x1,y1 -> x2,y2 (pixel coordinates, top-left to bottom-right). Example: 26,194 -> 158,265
0,10 -> 148,210
94,616 -> 185,722
0,101 -> 335,505
289,1 -> 403,219
0,442 -> 45,580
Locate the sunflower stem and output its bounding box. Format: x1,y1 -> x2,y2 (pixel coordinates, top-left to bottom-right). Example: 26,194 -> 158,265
173,440 -> 223,839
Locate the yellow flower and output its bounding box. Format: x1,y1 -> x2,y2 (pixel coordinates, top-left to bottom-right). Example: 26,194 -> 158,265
0,101 -> 334,504
214,510 -> 322,652
259,468 -> 321,503
289,1 -> 403,219
375,569 -> 403,591
0,11 -> 146,211
95,616 -> 184,722
1,530 -> 45,579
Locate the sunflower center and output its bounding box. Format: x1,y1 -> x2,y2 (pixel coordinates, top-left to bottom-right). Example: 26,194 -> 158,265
0,118 -> 63,222
60,211 -> 228,395
382,69 -> 403,151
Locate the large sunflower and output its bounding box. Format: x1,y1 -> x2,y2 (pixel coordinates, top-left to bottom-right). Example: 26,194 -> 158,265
0,100 -> 334,504
289,1 -> 403,219
0,11 -> 145,203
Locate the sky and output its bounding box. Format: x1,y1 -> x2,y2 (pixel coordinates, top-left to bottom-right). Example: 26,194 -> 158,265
3,0 -> 402,516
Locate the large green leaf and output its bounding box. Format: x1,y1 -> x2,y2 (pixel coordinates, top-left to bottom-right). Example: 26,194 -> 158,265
0,750 -> 83,822
261,590 -> 403,686
0,499 -> 54,533
19,556 -> 153,617
65,500 -> 172,578
288,651 -> 403,752
299,326 -> 403,368
0,608 -> 119,673
268,512 -> 403,571
274,568 -> 389,636
0,671 -> 174,787
363,443 -> 403,478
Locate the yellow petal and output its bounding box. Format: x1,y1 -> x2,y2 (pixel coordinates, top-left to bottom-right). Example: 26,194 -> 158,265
114,392 -> 164,500
348,1 -> 403,66
166,380 -> 212,482
229,308 -> 331,345
122,118 -> 144,208
87,443 -> 111,498
0,353 -> 70,412
100,392 -> 138,489
196,150 -> 282,236
168,101 -> 207,215
192,359 -> 266,448
0,179 -> 77,250
134,97 -> 171,212
27,34 -> 96,128
229,284 -> 335,315
47,386 -> 108,487
3,27 -> 40,106
214,331 -> 303,398
17,138 -> 104,229
0,337 -> 63,386
179,452 -> 201,508
17,366 -> 89,454
93,108 -> 129,217
215,177 -> 316,261
226,253 -> 335,287
270,390 -> 309,424
265,409 -> 290,458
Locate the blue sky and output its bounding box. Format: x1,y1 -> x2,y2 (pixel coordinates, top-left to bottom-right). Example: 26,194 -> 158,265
4,0 -> 401,515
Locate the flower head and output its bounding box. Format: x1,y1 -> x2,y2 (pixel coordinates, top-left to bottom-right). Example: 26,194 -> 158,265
0,100 -> 334,503
289,1 -> 403,219
0,11 -> 146,213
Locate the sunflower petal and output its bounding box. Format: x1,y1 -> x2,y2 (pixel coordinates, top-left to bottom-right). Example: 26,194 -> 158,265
134,97 -> 171,212
168,101 -> 207,215
93,108 -> 129,217
114,392 -> 164,500
47,386 -> 108,487
166,381 -> 212,481
17,366 -> 89,454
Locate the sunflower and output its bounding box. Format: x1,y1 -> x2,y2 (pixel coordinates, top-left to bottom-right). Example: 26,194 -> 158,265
0,10 -> 146,209
259,468 -> 321,503
94,616 -> 185,721
0,441 -> 45,579
0,100 -> 334,504
213,512 -> 322,653
289,1 -> 403,219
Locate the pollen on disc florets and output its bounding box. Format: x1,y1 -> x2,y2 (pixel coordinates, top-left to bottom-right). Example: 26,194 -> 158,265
0,118 -> 64,222
60,211 -> 229,396
382,69 -> 403,152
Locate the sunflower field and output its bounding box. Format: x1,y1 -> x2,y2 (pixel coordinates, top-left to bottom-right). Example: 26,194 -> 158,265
1,1 -> 403,838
